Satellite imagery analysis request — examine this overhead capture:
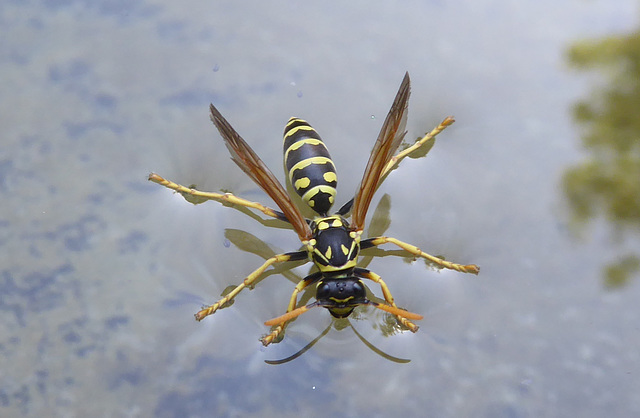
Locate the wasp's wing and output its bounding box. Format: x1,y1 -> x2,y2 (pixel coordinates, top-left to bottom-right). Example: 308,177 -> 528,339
210,104 -> 312,241
351,72 -> 410,231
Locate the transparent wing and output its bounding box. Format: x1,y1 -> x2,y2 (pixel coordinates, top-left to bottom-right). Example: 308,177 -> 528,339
209,104 -> 312,241
352,72 -> 411,231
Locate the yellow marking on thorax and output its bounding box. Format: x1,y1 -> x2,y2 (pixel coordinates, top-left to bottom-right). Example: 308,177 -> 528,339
317,259 -> 358,272
314,216 -> 342,232
317,220 -> 330,230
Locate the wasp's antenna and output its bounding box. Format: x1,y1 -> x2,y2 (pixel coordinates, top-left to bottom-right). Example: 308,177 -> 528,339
265,300 -> 422,327
264,302 -> 321,326
365,301 -> 424,321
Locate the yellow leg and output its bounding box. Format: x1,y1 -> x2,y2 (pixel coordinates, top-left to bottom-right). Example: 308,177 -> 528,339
194,252 -> 305,321
148,172 -> 286,221
336,117 -> 455,218
260,274 -> 318,346
355,268 -> 419,332
368,236 -> 480,274
380,116 -> 455,183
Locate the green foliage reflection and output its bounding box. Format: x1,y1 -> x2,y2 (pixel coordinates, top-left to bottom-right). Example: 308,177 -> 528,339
564,28 -> 640,287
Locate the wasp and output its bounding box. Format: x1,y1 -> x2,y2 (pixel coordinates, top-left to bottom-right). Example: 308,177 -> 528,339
149,72 -> 479,346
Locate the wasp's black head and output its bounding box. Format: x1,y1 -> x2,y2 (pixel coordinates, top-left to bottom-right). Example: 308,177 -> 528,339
316,277 -> 366,318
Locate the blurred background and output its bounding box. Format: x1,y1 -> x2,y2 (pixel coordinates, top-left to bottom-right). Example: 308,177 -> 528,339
2,1 -> 640,416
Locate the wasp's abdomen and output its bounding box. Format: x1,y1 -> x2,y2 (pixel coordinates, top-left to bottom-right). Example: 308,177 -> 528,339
284,118 -> 337,215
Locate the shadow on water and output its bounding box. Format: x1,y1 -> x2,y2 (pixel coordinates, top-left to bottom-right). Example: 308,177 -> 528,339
563,24 -> 640,288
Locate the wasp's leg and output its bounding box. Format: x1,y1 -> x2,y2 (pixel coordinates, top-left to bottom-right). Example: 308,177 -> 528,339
148,173 -> 288,222
339,117 -> 455,217
195,251 -> 308,321
260,272 -> 322,346
353,267 -> 419,332
380,116 -> 455,182
362,236 -> 479,274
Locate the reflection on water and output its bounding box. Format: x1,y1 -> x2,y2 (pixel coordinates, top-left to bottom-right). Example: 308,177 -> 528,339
563,27 -> 640,288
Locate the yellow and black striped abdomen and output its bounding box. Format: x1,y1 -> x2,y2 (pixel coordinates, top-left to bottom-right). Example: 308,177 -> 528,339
284,118 -> 337,216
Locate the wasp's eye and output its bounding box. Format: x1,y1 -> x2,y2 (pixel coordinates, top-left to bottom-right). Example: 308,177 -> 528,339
351,281 -> 364,297
318,283 -> 330,297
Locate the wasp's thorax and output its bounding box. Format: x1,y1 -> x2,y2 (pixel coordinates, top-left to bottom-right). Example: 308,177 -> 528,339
307,215 -> 360,273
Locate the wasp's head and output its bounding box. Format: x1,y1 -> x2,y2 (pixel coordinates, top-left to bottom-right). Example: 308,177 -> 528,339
315,277 -> 366,318
264,276 -> 423,330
